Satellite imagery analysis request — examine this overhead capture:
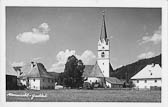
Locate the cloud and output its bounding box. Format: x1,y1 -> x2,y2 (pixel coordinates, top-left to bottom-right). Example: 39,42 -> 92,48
49,49 -> 96,73
16,23 -> 50,44
139,26 -> 161,45
11,61 -> 25,67
137,52 -> 155,59
80,50 -> 96,65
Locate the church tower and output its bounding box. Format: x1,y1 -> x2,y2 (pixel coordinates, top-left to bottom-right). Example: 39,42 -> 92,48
97,11 -> 110,77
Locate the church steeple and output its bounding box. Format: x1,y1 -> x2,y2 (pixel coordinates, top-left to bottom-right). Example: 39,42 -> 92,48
100,11 -> 107,42
97,11 -> 110,77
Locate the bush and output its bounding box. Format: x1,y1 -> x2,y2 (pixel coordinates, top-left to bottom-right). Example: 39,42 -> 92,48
83,82 -> 93,90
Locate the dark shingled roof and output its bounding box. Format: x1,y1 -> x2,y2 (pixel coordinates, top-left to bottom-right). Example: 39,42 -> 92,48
48,72 -> 60,80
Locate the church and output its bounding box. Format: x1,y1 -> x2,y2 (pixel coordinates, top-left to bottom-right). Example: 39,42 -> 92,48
83,12 -> 124,88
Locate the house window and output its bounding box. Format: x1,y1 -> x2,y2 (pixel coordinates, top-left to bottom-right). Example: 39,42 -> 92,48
33,79 -> 35,81
137,80 -> 139,83
145,80 -> 147,83
155,80 -> 157,83
48,79 -> 50,82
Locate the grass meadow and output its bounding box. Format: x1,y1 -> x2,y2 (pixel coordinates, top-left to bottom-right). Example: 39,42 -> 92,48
6,89 -> 161,102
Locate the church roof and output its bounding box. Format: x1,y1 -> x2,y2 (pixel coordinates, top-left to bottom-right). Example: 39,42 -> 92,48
89,62 -> 104,77
83,65 -> 94,77
83,63 -> 114,77
131,64 -> 161,80
100,11 -> 108,42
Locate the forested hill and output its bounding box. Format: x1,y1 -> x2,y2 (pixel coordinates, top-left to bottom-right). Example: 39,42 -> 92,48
111,54 -> 161,81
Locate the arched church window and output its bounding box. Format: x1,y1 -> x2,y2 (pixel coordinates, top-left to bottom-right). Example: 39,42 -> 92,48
101,52 -> 105,58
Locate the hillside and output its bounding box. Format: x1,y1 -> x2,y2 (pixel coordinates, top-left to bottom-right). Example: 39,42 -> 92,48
111,54 -> 161,81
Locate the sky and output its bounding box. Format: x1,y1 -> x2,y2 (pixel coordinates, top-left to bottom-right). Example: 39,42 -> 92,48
6,7 -> 161,73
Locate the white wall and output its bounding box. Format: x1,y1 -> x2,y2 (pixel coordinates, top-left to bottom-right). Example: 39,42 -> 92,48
85,77 -> 101,84
29,78 -> 40,90
98,40 -> 109,51
97,60 -> 109,77
20,79 -> 27,86
106,81 -> 111,88
97,39 -> 110,77
132,79 -> 161,89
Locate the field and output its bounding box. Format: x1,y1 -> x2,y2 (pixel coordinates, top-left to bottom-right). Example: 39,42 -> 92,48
6,89 -> 161,102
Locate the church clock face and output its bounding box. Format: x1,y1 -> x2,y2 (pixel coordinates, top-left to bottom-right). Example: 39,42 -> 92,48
101,52 -> 105,58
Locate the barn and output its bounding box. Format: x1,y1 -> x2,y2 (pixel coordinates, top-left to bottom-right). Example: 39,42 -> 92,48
131,63 -> 161,90
6,64 -> 18,90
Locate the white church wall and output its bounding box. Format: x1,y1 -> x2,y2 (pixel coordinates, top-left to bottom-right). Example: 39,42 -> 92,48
97,51 -> 109,59
98,40 -> 109,50
97,60 -> 109,77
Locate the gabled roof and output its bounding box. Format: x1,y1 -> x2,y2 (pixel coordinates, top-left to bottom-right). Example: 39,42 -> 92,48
48,72 -> 60,79
19,62 -> 54,79
6,63 -> 18,76
105,77 -> 124,85
131,64 -> 161,80
89,62 -> 104,77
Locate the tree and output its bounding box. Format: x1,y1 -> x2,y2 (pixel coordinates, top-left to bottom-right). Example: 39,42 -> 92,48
59,55 -> 85,88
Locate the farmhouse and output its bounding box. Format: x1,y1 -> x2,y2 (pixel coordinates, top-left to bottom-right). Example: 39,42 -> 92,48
83,12 -> 124,88
19,62 -> 56,90
131,63 -> 161,90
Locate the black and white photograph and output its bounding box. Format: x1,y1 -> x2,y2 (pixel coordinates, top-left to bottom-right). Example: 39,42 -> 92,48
0,0 -> 168,105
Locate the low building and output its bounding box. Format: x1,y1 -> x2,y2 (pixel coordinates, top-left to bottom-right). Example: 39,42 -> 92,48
6,64 -> 18,90
19,62 -> 56,90
105,77 -> 124,88
131,64 -> 161,90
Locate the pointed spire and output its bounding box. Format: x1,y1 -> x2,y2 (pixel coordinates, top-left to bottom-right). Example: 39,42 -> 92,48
100,11 -> 107,42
